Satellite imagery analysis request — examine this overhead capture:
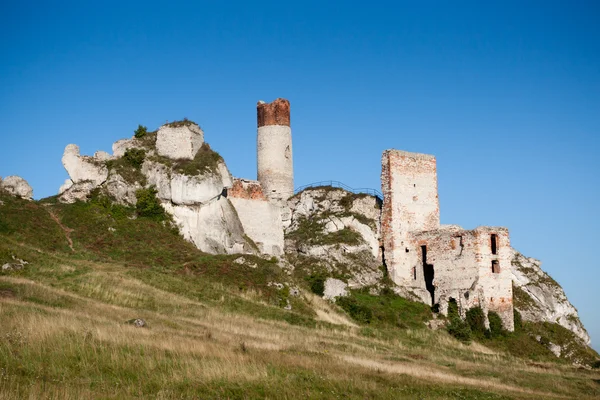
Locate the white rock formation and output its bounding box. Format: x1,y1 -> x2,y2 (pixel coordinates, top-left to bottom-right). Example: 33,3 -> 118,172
112,138 -> 146,158
141,160 -> 172,200
163,197 -> 247,254
59,181 -> 97,204
94,151 -> 112,161
104,173 -> 140,205
58,179 -> 73,195
156,123 -> 204,160
0,176 -> 33,199
286,187 -> 383,289
170,172 -> 225,205
323,278 -> 348,301
62,144 -> 108,186
511,249 -> 590,344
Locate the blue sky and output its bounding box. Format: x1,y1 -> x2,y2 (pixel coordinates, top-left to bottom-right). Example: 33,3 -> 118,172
1,1 -> 598,349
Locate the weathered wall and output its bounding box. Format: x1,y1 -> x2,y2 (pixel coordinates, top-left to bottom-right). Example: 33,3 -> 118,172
257,99 -> 293,204
228,178 -> 284,256
156,123 -> 204,160
412,226 -> 514,331
381,149 -> 440,286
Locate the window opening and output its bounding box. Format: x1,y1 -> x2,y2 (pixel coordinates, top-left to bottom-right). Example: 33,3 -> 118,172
421,245 -> 435,305
491,234 -> 498,255
492,260 -> 500,274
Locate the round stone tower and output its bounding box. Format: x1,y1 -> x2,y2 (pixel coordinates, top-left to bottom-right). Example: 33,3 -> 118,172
257,98 -> 294,203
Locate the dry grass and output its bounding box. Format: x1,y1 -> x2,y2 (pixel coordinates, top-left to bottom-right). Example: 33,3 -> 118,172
1,262 -> 599,399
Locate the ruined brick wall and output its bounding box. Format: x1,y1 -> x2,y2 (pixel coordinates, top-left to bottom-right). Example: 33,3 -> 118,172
412,226 -> 514,331
474,227 -> 514,331
228,178 -> 284,256
381,149 -> 440,287
257,98 -> 294,204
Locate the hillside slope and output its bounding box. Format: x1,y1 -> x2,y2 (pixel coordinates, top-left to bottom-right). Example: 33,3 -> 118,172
1,189 -> 599,399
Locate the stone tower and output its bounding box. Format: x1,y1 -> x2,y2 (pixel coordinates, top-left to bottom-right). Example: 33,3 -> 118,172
381,149 -> 440,285
256,98 -> 294,203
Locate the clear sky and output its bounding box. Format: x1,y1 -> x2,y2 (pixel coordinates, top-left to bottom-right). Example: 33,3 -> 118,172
1,1 -> 598,349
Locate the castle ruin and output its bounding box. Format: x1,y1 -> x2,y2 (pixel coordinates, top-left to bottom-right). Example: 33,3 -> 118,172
380,149 -> 514,331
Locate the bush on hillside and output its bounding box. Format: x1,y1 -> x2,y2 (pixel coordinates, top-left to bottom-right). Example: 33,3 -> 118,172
124,148 -> 146,169
135,187 -> 166,221
306,273 -> 326,296
134,125 -> 148,138
487,311 -> 506,338
466,306 -> 486,336
446,299 -> 472,343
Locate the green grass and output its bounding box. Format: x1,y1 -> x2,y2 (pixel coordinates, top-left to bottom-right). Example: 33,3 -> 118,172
286,215 -> 364,247
1,191 -> 599,398
337,287 -> 433,329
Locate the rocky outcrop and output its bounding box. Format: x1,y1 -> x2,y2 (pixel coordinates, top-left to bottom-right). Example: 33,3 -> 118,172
323,278 -> 348,301
511,249 -> 590,344
156,122 -> 204,160
104,173 -> 140,205
0,176 -> 33,199
285,187 -> 383,289
62,144 -> 108,186
56,121 -> 253,256
58,179 -> 73,195
163,197 -> 248,254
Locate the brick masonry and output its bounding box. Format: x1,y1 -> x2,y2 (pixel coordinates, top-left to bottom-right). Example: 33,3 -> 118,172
381,149 -> 514,331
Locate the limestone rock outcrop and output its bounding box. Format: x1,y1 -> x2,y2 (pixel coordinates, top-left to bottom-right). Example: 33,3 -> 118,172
62,144 -> 108,186
511,249 -> 590,344
156,122 -> 204,160
285,187 -> 383,289
0,176 -> 33,199
323,278 -> 348,301
56,121 -> 253,256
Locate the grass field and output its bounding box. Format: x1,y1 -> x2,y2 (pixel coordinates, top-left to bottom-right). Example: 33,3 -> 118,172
0,191 -> 599,399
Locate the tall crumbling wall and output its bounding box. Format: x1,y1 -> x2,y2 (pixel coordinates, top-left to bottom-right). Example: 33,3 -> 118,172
257,98 -> 294,204
381,149 -> 440,287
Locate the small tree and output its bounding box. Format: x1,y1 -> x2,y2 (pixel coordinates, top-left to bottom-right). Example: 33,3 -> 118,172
134,125 -> 148,138
135,187 -> 166,221
488,311 -> 506,338
124,148 -> 146,168
466,306 -> 486,336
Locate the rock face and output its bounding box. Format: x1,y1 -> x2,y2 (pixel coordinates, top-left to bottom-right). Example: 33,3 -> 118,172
323,278 -> 348,301
62,144 -> 108,185
511,249 -> 590,344
0,176 -> 33,199
57,121 -> 254,256
285,187 -> 384,289
156,123 -> 204,160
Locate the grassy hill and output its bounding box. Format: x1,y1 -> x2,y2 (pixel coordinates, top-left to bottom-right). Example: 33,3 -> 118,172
1,189 -> 599,399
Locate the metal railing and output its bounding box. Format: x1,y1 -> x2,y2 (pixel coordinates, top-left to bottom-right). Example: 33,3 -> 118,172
292,180 -> 383,201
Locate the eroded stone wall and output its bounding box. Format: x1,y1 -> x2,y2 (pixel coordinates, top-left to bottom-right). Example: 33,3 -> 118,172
412,226 -> 514,331
228,178 -> 284,256
381,149 -> 440,286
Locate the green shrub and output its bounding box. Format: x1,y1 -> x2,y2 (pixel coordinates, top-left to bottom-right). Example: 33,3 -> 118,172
446,299 -> 471,343
135,187 -> 166,221
592,360 -> 600,369
306,273 -> 326,296
134,125 -> 148,138
513,308 -> 523,332
466,307 -> 486,336
336,296 -> 373,324
124,148 -> 146,169
488,311 -> 506,338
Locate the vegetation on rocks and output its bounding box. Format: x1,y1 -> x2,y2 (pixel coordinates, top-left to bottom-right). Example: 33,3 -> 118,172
0,190 -> 599,398
105,148 -> 147,186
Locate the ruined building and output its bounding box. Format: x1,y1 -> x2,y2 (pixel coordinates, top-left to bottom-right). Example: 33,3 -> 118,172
56,97 -> 514,331
380,150 -> 514,331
